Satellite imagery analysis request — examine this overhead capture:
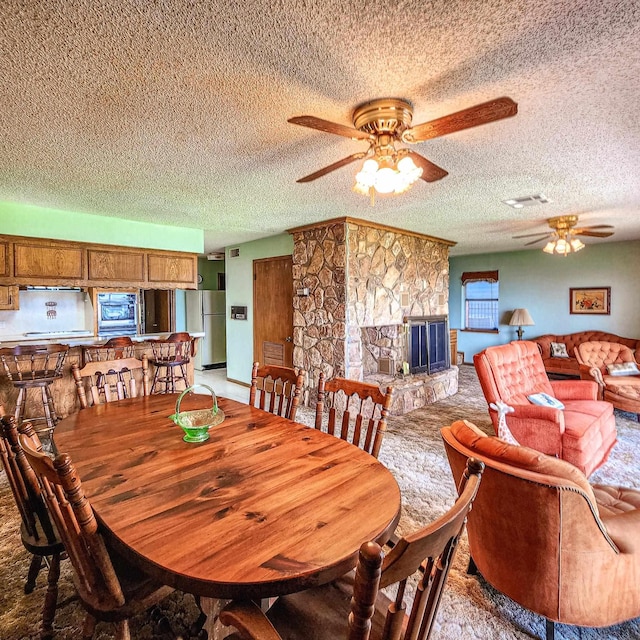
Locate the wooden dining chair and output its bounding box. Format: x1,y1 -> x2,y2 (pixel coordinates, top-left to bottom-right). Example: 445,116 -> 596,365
315,374 -> 394,458
18,423 -> 175,640
72,355 -> 149,408
249,363 -> 305,421
220,457 -> 484,640
0,414 -> 65,640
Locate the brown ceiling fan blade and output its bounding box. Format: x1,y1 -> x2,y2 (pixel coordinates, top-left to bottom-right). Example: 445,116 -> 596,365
512,232 -> 552,239
573,225 -> 615,233
574,230 -> 615,238
288,116 -> 373,141
524,236 -> 552,246
296,152 -> 367,183
403,97 -> 518,143
406,151 -> 448,182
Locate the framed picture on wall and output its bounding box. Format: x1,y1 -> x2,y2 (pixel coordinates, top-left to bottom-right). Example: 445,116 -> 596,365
569,287 -> 611,315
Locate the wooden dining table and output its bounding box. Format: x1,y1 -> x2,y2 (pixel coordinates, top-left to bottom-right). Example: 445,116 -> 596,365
53,392 -> 401,633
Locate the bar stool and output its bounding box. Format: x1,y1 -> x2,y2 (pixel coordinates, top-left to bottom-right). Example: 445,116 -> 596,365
0,343 -> 69,438
149,332 -> 192,394
84,336 -> 135,363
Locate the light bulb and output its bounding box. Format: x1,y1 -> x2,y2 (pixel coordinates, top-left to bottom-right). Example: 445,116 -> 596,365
555,238 -> 568,254
374,167 -> 398,194
361,159 -> 378,173
397,156 -> 417,173
570,237 -> 585,252
543,242 -> 556,254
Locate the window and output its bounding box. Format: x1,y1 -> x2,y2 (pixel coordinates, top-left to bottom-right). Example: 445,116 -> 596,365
461,271 -> 499,331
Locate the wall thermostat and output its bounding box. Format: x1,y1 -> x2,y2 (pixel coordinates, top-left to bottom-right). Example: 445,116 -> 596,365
231,306 -> 247,320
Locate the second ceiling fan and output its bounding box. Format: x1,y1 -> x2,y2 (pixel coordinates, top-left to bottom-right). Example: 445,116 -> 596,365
288,96 -> 518,200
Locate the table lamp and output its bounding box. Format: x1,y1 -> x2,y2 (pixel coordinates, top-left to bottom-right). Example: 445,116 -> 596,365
509,308 -> 535,340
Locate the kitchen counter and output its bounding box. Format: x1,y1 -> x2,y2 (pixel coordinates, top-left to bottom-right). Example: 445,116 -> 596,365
0,331 -> 205,347
0,332 -> 205,424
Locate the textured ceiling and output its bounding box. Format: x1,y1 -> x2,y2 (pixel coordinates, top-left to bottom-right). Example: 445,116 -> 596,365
1,0 -> 639,256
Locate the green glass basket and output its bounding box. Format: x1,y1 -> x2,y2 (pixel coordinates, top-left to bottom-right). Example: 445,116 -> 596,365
169,384 -> 225,442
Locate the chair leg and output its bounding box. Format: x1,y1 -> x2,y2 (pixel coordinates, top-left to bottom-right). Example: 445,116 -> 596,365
114,619 -> 131,640
41,553 -> 61,640
545,618 -> 555,640
25,554 -> 44,593
82,613 -> 97,640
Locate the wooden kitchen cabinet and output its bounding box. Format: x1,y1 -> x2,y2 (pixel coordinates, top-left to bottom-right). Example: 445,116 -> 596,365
88,249 -> 145,283
14,241 -> 84,280
147,253 -> 197,286
0,234 -> 198,289
0,241 -> 10,277
0,285 -> 19,310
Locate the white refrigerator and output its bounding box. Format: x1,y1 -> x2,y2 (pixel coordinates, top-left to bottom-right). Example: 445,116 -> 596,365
185,290 -> 227,370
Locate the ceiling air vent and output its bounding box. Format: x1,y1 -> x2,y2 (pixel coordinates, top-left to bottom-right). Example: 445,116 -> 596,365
229,248 -> 240,258
502,194 -> 552,209
206,252 -> 225,261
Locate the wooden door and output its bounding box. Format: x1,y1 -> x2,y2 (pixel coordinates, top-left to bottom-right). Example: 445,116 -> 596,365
253,256 -> 293,367
142,289 -> 174,334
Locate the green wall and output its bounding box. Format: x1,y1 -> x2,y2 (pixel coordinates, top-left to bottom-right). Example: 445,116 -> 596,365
449,240 -> 640,362
197,257 -> 225,290
225,233 -> 294,384
0,201 -> 204,253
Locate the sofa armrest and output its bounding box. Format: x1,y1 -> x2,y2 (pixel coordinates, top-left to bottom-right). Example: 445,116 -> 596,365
550,379 -> 598,401
504,404 -> 564,455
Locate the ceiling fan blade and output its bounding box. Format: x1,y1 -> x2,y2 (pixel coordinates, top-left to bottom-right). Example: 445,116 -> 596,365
406,151 -> 448,182
573,225 -> 615,233
403,97 -> 518,143
512,232 -> 552,239
574,230 -> 615,238
296,152 -> 367,183
288,115 -> 373,141
524,236 -> 552,246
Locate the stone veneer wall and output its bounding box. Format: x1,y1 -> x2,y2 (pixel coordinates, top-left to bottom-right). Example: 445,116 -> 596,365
291,221 -> 347,387
290,217 -> 453,390
346,220 -> 450,379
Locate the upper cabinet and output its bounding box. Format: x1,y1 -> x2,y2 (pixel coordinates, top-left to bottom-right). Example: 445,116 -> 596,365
0,235 -> 198,289
88,249 -> 145,283
147,253 -> 196,286
14,241 -> 84,280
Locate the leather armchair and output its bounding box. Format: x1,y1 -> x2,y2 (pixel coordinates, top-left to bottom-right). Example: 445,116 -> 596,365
441,419 -> 640,640
474,340 -> 616,476
576,341 -> 640,418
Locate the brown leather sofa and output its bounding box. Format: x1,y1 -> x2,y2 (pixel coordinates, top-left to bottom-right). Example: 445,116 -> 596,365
532,331 -> 640,376
441,419 -> 640,640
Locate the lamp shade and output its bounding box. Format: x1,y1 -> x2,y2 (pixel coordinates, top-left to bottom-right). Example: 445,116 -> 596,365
509,308 -> 535,327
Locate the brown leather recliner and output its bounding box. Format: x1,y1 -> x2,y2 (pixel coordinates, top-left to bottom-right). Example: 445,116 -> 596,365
441,419 -> 640,640
575,341 -> 640,419
474,340 -> 616,476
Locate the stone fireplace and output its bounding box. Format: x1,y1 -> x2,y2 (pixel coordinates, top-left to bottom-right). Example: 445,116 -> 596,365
288,217 -> 458,415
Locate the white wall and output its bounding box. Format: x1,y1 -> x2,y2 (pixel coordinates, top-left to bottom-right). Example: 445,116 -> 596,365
225,234 -> 294,384
0,290 -> 93,339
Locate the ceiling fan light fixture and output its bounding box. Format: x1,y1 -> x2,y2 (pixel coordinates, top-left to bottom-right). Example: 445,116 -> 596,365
570,237 -> 585,252
353,152 -> 423,199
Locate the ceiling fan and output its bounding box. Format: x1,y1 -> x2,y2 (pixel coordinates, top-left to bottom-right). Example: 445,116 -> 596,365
288,97 -> 517,200
513,215 -> 614,255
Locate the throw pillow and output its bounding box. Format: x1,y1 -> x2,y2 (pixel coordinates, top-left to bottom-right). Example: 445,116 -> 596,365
550,342 -> 569,358
607,362 -> 640,376
528,392 -> 565,410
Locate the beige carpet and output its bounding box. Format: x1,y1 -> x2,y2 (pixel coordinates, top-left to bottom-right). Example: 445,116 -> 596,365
1,365 -> 639,639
